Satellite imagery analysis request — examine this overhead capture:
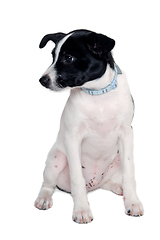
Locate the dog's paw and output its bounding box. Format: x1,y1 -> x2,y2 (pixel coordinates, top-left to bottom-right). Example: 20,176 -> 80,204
124,197 -> 144,217
72,205 -> 93,224
34,197 -> 53,210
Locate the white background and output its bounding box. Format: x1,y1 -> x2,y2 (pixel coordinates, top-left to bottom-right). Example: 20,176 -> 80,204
1,0 -> 160,239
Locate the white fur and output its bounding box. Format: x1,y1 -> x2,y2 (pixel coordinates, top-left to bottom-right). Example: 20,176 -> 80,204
35,35 -> 144,223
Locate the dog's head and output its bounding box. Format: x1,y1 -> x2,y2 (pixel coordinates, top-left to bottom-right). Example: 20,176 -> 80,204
39,30 -> 115,90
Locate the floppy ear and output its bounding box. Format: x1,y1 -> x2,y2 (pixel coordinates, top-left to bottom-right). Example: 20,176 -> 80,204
39,32 -> 66,48
87,32 -> 115,60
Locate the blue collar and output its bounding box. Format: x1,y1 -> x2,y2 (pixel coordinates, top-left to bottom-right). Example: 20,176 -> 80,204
81,64 -> 122,96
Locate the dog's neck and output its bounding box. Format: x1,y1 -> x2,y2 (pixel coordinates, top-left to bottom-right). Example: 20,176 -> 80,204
81,64 -> 115,92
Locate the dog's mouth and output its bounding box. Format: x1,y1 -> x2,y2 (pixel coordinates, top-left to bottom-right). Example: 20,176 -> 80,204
56,76 -> 68,88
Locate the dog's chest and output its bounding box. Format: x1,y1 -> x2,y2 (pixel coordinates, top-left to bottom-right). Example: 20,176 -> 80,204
83,97 -> 123,135
66,89 -> 131,159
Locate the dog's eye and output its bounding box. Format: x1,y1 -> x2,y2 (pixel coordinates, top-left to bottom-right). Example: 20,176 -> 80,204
63,55 -> 76,64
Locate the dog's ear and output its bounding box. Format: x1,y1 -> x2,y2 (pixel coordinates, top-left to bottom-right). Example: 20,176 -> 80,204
87,32 -> 115,60
39,33 -> 66,48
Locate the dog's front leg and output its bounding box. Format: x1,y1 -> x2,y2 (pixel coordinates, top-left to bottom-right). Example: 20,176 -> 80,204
65,134 -> 93,224
119,127 -> 144,217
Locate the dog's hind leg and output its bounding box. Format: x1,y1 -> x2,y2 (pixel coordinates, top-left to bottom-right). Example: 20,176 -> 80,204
34,148 -> 67,210
101,178 -> 123,196
101,155 -> 123,196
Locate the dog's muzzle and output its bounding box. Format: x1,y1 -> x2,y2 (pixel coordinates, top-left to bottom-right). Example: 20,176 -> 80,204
39,74 -> 68,90
39,75 -> 50,88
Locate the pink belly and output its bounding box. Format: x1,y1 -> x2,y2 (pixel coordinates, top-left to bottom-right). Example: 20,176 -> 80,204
57,154 -> 121,193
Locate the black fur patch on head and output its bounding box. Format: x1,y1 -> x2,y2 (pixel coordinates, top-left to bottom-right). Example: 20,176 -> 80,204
54,30 -> 115,88
39,29 -> 115,89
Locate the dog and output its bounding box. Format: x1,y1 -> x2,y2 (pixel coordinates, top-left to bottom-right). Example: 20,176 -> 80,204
34,29 -> 144,223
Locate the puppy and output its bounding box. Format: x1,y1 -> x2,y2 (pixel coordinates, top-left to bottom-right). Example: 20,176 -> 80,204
35,29 -> 144,223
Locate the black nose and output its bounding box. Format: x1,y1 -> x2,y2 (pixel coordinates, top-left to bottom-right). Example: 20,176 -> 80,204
39,75 -> 50,88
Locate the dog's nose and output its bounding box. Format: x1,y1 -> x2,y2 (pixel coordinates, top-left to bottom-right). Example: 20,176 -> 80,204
39,75 -> 50,88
